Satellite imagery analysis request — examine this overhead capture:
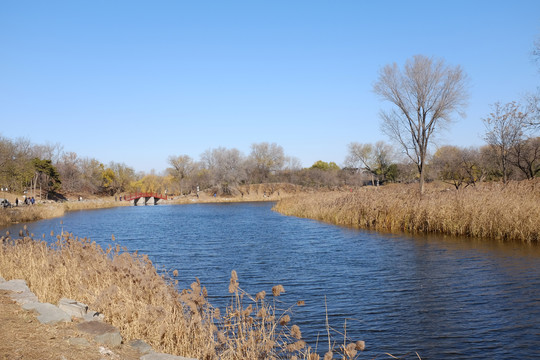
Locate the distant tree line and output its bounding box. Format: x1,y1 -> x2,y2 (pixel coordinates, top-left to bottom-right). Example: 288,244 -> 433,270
0,137 -> 138,199
1,130 -> 538,200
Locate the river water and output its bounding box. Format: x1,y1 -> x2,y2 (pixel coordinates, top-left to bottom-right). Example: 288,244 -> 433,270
3,202 -> 540,359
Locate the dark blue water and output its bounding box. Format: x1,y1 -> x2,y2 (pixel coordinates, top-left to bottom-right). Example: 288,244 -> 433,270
3,203 -> 540,359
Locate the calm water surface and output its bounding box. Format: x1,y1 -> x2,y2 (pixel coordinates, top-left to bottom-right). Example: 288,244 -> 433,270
4,202 -> 540,359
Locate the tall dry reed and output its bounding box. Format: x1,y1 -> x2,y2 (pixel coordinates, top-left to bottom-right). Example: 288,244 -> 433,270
0,199 -> 130,227
0,231 -> 367,359
0,230 -> 216,358
273,180 -> 540,243
0,205 -> 65,227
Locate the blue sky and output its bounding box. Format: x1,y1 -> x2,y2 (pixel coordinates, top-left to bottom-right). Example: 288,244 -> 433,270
1,1 -> 539,172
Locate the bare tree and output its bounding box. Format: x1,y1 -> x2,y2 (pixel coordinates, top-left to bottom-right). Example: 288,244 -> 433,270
248,142 -> 285,182
32,142 -> 64,165
0,136 -> 20,191
533,35 -> 540,70
78,158 -> 104,194
374,55 -> 468,194
57,152 -> 82,193
0,136 -> 42,193
483,101 -> 529,183
167,155 -> 195,195
478,145 -> 503,181
345,141 -> 395,184
107,162 -> 136,195
509,136 -> 540,179
189,161 -> 211,191
201,147 -> 246,194
0,135 -> 12,170
525,92 -> 540,129
274,156 -> 302,184
431,146 -> 484,189
527,35 -> 540,129
283,156 -> 302,171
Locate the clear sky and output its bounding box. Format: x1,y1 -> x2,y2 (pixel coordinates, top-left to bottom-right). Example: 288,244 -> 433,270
2,1 -> 539,173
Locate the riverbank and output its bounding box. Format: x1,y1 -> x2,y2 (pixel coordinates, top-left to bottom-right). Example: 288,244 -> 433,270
0,183 -> 306,228
0,288 -> 144,360
0,198 -> 132,228
0,231 -> 367,359
273,180 -> 540,243
4,181 -> 539,243
168,183 -> 305,204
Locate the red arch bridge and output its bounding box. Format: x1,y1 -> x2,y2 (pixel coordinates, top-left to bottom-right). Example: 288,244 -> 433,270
123,192 -> 168,206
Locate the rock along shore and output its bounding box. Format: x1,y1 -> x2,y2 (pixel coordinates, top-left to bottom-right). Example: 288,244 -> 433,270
0,276 -> 196,360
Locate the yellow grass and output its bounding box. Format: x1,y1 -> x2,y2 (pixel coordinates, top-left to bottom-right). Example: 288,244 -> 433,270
0,231 -> 367,359
0,204 -> 65,226
273,180 -> 540,243
0,198 -> 132,227
169,183 -> 305,204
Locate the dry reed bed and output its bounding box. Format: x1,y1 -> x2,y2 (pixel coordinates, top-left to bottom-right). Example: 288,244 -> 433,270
169,183 -> 305,205
0,204 -> 65,227
0,232 -> 366,359
273,180 -> 540,243
0,199 -> 129,227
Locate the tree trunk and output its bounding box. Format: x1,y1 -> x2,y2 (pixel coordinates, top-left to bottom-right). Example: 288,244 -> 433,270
33,173 -> 38,198
419,162 -> 425,195
502,156 -> 508,184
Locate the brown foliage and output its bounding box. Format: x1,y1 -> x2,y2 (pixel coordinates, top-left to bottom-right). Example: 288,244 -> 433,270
274,180 -> 540,243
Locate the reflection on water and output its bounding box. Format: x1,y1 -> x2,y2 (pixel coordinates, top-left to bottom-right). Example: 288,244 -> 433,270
3,203 -> 540,359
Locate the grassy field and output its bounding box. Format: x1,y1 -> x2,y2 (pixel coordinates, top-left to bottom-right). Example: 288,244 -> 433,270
273,180 -> 540,243
0,231 -> 367,359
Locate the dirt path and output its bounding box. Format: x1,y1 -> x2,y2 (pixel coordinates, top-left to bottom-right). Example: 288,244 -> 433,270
0,290 -> 140,360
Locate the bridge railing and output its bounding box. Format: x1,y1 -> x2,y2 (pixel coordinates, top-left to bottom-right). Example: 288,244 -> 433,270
123,192 -> 168,201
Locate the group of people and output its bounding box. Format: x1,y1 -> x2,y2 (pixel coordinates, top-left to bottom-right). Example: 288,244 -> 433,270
15,196 -> 36,206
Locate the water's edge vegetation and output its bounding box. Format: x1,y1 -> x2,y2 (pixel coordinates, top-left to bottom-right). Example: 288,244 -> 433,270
0,231 -> 368,360
273,180 -> 540,243
0,199 -> 128,228
3,180 -> 539,243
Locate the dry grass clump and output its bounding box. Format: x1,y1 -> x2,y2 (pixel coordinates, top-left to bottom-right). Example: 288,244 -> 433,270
273,179 -> 540,243
219,270 -> 307,359
216,269 -> 369,359
0,232 -> 366,359
0,230 -> 216,358
62,198 -> 130,211
0,204 -> 66,227
0,198 -> 129,227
